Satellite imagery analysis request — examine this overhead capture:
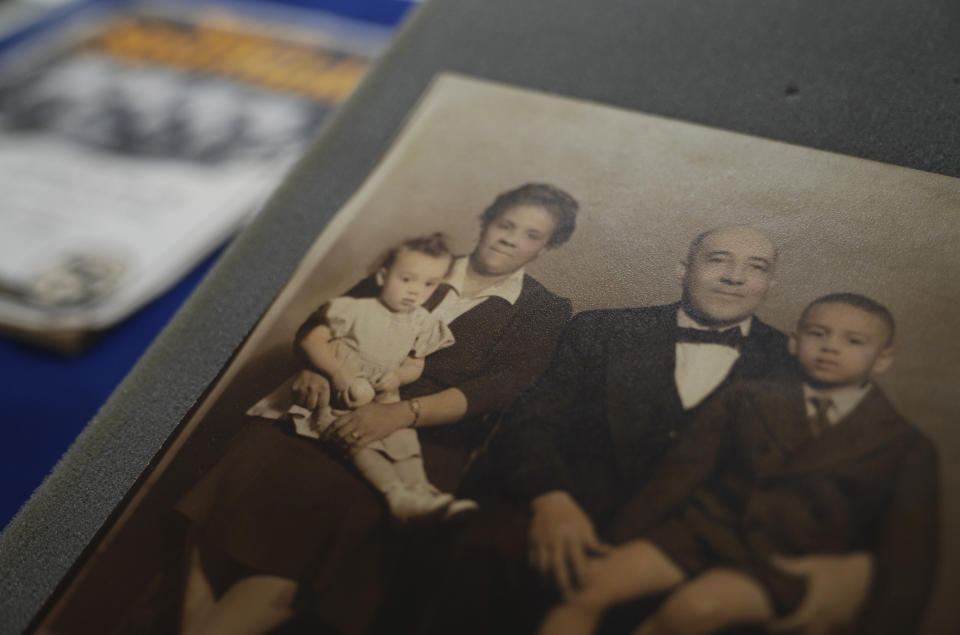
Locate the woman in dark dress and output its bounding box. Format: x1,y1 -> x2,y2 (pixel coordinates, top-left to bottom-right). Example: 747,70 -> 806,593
175,183 -> 579,635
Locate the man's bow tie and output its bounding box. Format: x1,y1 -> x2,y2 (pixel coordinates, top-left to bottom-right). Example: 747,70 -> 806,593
675,326 -> 744,348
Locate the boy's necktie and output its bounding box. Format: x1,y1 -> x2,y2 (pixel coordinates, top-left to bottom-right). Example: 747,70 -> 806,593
808,395 -> 833,437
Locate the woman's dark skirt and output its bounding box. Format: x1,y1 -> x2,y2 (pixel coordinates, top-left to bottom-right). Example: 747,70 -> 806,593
175,419 -> 395,633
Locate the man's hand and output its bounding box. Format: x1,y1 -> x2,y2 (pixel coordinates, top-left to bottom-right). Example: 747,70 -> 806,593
529,491 -> 610,595
291,369 -> 330,410
768,552 -> 874,635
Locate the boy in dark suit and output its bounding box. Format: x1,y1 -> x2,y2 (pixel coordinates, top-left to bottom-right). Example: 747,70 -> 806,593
537,293 -> 939,635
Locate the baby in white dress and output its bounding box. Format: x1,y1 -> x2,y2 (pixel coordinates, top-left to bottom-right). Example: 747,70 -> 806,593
249,234 -> 475,521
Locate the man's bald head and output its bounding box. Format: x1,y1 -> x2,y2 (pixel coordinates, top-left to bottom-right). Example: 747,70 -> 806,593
686,226 -> 778,268
681,225 -> 777,326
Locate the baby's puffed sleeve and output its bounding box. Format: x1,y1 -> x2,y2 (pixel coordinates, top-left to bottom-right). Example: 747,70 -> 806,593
411,315 -> 455,358
319,296 -> 359,339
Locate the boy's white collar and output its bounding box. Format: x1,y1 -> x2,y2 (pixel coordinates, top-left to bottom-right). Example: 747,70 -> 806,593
802,381 -> 873,423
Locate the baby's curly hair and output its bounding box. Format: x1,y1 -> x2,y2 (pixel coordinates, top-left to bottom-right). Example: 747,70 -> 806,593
379,232 -> 454,273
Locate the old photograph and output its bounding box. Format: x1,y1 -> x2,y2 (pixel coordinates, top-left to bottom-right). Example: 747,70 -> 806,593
34,74 -> 959,635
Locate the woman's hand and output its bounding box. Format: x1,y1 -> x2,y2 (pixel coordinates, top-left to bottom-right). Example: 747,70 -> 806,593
291,369 -> 330,410
528,491 -> 610,596
328,401 -> 415,447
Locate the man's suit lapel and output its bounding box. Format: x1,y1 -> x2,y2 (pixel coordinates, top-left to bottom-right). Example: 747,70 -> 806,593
604,305 -> 682,478
601,308 -> 784,480
746,381 -> 816,460
736,322 -> 771,377
729,318 -> 785,382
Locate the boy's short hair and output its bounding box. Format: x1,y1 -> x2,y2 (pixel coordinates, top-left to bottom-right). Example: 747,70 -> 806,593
380,232 -> 453,272
479,183 -> 579,248
800,292 -> 896,346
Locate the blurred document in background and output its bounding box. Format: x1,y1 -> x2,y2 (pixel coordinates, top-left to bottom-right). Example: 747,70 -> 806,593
0,0 -> 392,352
0,1 -> 75,37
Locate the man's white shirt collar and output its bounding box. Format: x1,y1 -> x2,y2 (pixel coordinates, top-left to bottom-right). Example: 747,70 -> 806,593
674,307 -> 753,410
677,306 -> 753,337
443,256 -> 524,305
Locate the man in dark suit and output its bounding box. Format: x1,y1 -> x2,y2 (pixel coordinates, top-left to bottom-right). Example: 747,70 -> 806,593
483,225 -> 786,578
409,225 -> 794,633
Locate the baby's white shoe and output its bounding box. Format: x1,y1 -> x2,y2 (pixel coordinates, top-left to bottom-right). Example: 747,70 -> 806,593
409,483 -> 477,517
407,483 -> 477,520
384,485 -> 453,522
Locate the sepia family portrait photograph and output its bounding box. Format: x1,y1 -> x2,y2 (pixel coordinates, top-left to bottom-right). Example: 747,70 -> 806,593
34,74 -> 960,635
